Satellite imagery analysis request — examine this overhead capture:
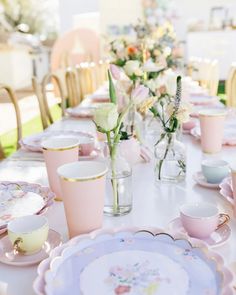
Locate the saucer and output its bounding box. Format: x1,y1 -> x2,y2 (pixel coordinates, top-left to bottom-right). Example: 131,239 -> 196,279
0,229 -> 62,266
168,217 -> 231,248
193,172 -> 220,189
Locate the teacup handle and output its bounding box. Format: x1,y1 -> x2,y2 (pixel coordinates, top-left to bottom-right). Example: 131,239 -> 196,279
217,213 -> 230,229
13,237 -> 25,254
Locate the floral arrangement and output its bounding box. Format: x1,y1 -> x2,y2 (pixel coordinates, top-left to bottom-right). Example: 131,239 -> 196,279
150,76 -> 192,181
0,0 -> 58,39
94,69 -> 150,213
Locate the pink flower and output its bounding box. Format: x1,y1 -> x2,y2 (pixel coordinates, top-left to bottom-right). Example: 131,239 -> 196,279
110,64 -> 122,80
131,85 -> 149,105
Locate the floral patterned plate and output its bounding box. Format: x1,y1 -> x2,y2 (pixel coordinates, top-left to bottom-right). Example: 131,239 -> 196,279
19,130 -> 94,153
0,181 -> 54,231
34,228 -> 233,295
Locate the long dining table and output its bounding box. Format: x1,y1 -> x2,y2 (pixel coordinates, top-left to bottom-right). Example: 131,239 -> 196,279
0,112 -> 236,294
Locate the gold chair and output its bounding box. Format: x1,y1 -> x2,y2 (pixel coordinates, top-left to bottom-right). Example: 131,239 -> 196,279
0,84 -> 22,158
0,141 -> 4,160
226,63 -> 236,107
32,73 -> 66,129
32,77 -> 49,129
76,63 -> 94,98
65,68 -> 82,107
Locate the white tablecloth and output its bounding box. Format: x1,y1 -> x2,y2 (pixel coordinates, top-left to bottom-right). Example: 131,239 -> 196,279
0,117 -> 236,294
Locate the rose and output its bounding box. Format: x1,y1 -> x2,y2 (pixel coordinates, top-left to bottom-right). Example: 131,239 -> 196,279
131,85 -> 149,105
142,59 -> 164,73
94,103 -> 119,131
124,60 -> 143,77
167,102 -> 192,123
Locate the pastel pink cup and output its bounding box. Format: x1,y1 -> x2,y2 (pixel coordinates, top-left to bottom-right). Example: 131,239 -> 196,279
79,137 -> 95,156
180,203 -> 229,239
199,110 -> 226,153
42,137 -> 79,201
57,161 -> 108,238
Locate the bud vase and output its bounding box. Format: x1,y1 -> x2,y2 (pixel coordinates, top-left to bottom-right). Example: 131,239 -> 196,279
104,143 -> 132,216
154,132 -> 186,182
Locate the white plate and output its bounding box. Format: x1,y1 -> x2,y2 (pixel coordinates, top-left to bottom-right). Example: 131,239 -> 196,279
0,229 -> 62,266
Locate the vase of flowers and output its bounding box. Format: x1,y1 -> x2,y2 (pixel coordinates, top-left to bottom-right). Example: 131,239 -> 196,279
94,69 -> 150,215
150,76 -> 191,182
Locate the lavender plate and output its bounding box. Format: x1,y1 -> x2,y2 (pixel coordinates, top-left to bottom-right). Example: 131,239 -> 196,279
34,228 -> 233,295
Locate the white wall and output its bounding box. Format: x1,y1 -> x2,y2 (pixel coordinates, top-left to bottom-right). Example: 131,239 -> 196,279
175,0 -> 236,39
58,0 -> 99,33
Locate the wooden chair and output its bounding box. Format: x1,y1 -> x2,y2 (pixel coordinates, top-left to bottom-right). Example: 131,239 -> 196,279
65,68 -> 82,107
76,63 -> 94,98
32,73 -> 66,129
226,63 -> 236,107
0,84 -> 22,158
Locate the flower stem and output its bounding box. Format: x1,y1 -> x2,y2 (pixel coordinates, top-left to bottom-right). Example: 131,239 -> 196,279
158,133 -> 173,180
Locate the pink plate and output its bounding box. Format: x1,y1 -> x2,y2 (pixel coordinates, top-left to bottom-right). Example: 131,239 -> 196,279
190,120 -> 236,146
19,130 -> 94,153
0,229 -> 62,266
168,217 -> 231,248
189,94 -> 218,106
219,177 -> 234,205
193,171 -> 220,189
66,106 -> 95,119
78,150 -> 100,161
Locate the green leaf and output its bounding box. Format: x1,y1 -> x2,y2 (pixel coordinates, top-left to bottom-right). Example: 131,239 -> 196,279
150,106 -> 159,117
108,70 -> 117,104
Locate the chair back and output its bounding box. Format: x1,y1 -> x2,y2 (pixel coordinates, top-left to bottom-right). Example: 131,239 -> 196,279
0,84 -> 22,153
226,63 -> 236,107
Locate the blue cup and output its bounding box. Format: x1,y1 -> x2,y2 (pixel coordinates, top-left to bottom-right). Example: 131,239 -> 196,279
201,159 -> 229,184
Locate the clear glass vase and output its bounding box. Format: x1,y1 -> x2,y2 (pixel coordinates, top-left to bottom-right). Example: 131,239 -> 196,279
154,132 -> 186,183
104,143 -> 132,216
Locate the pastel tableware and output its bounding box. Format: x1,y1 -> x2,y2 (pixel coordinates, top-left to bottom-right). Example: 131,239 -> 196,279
180,203 -> 230,239
219,177 -> 234,205
193,171 -> 220,189
199,109 -> 226,153
230,166 -> 236,217
37,229 -> 233,295
201,159 -> 229,184
42,137 -> 79,201
119,137 -> 141,165
7,215 -> 49,255
0,229 -> 61,266
57,161 -> 108,238
168,217 -> 231,248
78,137 -> 95,156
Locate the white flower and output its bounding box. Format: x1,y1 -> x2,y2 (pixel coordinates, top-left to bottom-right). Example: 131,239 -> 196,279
142,59 -> 164,73
94,103 -> 119,131
163,69 -> 177,96
131,85 -> 149,105
167,102 -> 192,123
124,60 -> 143,77
112,39 -> 125,52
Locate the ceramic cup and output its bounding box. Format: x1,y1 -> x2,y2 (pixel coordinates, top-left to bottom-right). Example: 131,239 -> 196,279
180,203 -> 230,239
199,110 -> 226,153
42,137 -> 79,201
78,137 -> 95,156
7,215 -> 49,255
201,159 -> 229,184
57,161 -> 108,238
